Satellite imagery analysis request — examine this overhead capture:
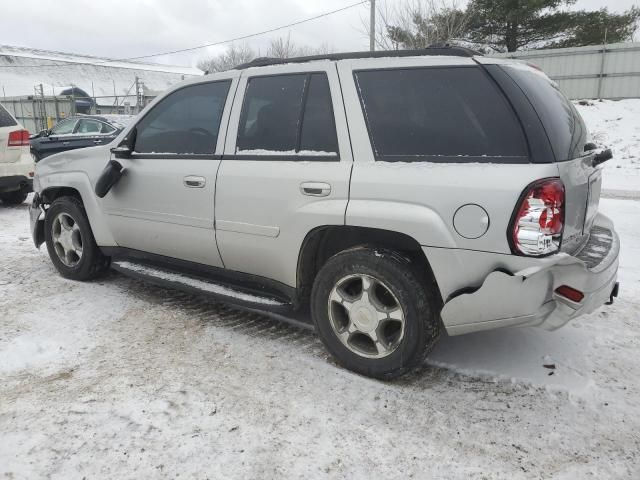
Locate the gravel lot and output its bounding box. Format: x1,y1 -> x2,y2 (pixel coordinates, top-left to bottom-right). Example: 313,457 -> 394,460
1,196 -> 639,479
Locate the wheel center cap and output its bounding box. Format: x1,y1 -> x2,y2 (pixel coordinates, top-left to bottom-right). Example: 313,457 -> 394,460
353,306 -> 376,332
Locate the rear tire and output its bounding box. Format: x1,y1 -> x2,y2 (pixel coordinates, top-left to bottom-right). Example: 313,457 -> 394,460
311,247 -> 441,380
0,191 -> 28,205
44,196 -> 109,280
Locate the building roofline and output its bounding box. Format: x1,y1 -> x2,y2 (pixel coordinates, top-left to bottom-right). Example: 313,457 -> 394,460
0,44 -> 202,76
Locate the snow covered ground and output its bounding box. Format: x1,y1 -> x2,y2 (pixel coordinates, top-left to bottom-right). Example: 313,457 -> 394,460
1,196 -> 639,479
575,99 -> 640,196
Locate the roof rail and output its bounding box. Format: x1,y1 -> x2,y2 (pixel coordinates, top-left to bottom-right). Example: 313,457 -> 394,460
233,45 -> 482,70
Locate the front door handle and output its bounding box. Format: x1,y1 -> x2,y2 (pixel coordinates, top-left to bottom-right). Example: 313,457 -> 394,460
184,175 -> 206,188
300,182 -> 331,197
62,141 -> 70,146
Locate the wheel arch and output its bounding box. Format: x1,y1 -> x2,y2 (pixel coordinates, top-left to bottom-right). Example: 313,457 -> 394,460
37,173 -> 117,247
296,225 -> 443,309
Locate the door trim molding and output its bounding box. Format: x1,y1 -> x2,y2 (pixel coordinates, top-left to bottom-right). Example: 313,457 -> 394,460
216,219 -> 280,237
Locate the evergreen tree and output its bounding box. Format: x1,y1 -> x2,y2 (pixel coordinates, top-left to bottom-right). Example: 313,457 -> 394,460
464,0 -> 639,52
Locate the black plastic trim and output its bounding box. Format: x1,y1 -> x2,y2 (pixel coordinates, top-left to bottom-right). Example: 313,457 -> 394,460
223,154 -> 339,162
296,74 -> 312,153
130,153 -> 223,160
372,155 -> 528,164
482,64 -> 556,164
0,175 -> 32,192
234,46 -> 481,70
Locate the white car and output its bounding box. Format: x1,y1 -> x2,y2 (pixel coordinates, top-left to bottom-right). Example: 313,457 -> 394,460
29,47 -> 619,379
0,103 -> 34,205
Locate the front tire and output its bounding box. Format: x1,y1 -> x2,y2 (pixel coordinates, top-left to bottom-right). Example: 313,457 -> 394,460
44,196 -> 109,280
311,247 -> 441,380
0,190 -> 28,205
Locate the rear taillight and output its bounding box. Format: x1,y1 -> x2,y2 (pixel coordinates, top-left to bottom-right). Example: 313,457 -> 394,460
510,178 -> 565,256
7,129 -> 30,147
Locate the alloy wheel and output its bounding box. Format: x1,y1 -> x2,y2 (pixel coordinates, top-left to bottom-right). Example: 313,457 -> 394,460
327,274 -> 405,359
51,212 -> 84,267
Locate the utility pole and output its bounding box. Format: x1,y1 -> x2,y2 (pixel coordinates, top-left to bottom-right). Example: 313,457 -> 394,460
369,0 -> 376,52
135,76 -> 140,112
597,27 -> 608,100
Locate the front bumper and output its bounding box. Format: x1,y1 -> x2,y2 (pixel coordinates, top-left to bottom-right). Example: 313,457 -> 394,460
441,213 -> 620,335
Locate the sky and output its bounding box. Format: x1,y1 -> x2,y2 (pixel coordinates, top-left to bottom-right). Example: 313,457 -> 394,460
0,0 -> 637,68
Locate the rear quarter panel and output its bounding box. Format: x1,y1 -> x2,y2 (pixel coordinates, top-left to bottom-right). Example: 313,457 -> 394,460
337,57 -> 560,254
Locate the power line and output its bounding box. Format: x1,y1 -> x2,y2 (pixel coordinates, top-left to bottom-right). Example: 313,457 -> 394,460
0,1 -> 367,69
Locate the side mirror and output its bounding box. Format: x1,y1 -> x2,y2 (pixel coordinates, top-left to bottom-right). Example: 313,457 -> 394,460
95,160 -> 125,198
38,129 -> 51,138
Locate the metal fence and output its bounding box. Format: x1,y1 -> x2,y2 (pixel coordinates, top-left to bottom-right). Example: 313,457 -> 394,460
492,42 -> 640,100
1,92 -> 154,133
5,43 -> 638,131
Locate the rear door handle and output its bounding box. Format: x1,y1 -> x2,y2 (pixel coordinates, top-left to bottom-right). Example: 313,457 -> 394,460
300,182 -> 331,197
62,141 -> 70,146
184,175 -> 206,188
94,139 -> 103,144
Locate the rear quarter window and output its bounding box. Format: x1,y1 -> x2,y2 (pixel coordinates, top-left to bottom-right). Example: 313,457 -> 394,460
354,66 -> 528,163
501,64 -> 587,162
0,104 -> 18,128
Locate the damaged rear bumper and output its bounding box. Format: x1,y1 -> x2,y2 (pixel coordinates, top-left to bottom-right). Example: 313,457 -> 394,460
441,214 -> 620,336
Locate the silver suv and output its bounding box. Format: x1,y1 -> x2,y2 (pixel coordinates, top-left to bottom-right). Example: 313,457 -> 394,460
29,47 -> 620,379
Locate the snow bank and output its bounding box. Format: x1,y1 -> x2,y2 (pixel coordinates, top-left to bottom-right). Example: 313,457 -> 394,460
575,99 -> 640,194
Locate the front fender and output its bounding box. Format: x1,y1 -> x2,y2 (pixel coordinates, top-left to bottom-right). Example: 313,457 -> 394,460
37,170 -> 117,247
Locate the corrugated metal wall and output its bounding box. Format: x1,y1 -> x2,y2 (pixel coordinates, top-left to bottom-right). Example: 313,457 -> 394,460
492,42 -> 640,100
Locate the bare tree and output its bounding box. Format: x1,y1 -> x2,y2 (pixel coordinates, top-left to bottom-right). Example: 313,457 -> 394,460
267,34 -> 298,59
268,34 -> 332,59
197,37 -> 333,73
361,0 -> 470,50
197,43 -> 256,73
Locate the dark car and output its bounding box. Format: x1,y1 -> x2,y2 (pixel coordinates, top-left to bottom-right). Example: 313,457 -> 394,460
30,115 -> 133,161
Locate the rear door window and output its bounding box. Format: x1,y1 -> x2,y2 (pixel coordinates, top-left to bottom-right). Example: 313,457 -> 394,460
51,119 -> 78,135
77,119 -> 104,135
0,104 -> 17,127
135,80 -> 231,155
354,67 -> 528,162
237,73 -> 338,156
501,65 -> 587,162
238,74 -> 305,153
101,123 -> 117,134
